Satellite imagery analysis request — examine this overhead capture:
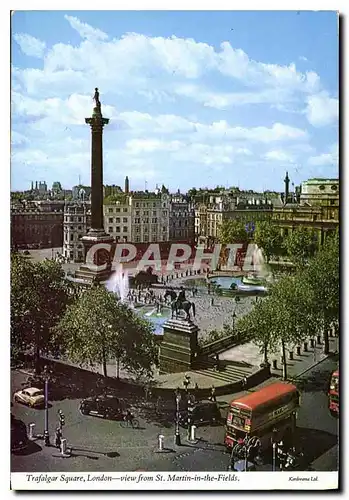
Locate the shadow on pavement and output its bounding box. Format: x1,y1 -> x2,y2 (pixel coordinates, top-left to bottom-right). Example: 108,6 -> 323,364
295,427 -> 338,464
12,440 -> 42,456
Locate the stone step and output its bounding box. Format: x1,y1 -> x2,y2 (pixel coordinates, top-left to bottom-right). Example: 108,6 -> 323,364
194,361 -> 253,374
193,366 -> 253,383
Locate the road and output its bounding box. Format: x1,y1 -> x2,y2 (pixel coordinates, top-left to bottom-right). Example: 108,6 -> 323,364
11,356 -> 339,473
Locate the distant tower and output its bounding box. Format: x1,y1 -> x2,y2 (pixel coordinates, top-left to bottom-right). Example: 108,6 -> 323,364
284,171 -> 290,203
35,181 -> 38,190
31,181 -> 33,191
125,176 -> 129,194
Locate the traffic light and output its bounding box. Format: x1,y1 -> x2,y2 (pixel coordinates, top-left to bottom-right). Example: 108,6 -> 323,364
187,398 -> 194,428
58,410 -> 65,427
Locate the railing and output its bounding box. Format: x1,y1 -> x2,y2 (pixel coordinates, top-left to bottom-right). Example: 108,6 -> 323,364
198,329 -> 251,357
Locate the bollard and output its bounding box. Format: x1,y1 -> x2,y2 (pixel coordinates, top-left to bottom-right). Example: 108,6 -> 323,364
272,359 -> 277,369
303,342 -> 308,352
296,346 -> 301,356
61,438 -> 67,455
316,335 -> 322,345
28,423 -> 35,440
190,425 -> 196,442
158,434 -> 164,451
288,351 -> 294,361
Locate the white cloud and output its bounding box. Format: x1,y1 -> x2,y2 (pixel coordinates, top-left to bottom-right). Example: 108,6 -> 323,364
308,143 -> 338,166
14,33 -> 46,58
126,139 -> 183,154
299,56 -> 308,62
64,15 -> 108,41
305,91 -> 339,127
264,150 -> 295,163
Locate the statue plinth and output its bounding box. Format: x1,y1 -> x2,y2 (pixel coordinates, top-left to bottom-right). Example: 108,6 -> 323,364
159,318 -> 199,374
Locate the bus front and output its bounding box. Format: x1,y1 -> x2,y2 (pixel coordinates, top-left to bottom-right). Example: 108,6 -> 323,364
225,404 -> 252,449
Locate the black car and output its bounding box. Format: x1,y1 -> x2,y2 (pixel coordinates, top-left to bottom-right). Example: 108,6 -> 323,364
11,414 -> 28,452
179,400 -> 222,427
79,394 -> 123,420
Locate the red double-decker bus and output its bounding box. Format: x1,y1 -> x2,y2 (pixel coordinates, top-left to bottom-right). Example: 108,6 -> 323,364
225,382 -> 300,451
328,369 -> 339,417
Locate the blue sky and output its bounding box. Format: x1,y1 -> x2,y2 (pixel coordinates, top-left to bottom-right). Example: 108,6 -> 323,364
11,10 -> 339,192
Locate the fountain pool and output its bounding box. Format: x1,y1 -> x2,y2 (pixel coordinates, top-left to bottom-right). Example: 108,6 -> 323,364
136,306 -> 171,335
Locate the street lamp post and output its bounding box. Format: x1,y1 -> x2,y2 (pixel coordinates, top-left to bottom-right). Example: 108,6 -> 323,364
232,311 -> 237,333
175,390 -> 181,446
43,365 -> 51,447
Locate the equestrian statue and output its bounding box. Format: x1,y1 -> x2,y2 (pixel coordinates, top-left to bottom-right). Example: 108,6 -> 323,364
164,287 -> 196,321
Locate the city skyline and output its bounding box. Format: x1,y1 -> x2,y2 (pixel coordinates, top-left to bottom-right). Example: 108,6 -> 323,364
11,10 -> 339,192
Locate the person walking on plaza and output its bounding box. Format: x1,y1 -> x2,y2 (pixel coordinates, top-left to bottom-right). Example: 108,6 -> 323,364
55,427 -> 62,449
210,385 -> 216,402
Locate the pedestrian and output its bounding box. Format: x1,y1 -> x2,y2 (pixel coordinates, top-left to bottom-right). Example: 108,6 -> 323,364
215,353 -> 220,371
210,385 -> 216,402
55,427 -> 62,449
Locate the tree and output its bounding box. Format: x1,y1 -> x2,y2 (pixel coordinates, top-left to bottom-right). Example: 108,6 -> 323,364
300,231 -> 339,355
218,220 -> 248,245
283,227 -> 318,267
253,221 -> 282,263
11,254 -> 71,371
236,298 -> 279,369
55,285 -> 158,379
267,275 -> 317,379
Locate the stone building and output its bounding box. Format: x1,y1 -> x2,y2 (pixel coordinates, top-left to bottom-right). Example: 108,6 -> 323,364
130,190 -> 170,243
11,200 -> 64,250
169,193 -> 195,243
104,195 -> 131,243
63,202 -> 91,262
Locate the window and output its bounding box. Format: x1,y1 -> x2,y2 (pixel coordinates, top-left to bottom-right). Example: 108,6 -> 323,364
108,208 -> 113,213
78,217 -> 82,222
319,185 -> 325,191
109,227 -> 113,232
134,217 -> 140,223
144,211 -> 149,216
78,226 -> 82,230
144,218 -> 149,223
135,236 -> 140,242
70,234 -> 74,241
123,208 -> 128,212
136,210 -> 140,216
163,226 -> 167,232
152,218 -> 157,223
123,217 -> 128,223
136,202 -> 140,208
163,210 -> 167,216
123,226 -> 128,233
153,202 -> 156,207
115,208 -> 121,212
115,217 -> 120,223
144,227 -> 148,232
109,217 -> 113,223
136,227 -> 140,233
330,200 -> 335,205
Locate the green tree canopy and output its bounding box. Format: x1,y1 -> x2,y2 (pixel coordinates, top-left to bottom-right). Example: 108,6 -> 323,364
218,219 -> 248,245
253,221 -> 282,262
283,227 -> 318,267
11,254 -> 71,370
55,285 -> 158,379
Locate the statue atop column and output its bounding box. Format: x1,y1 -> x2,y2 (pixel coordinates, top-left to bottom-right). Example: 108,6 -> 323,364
93,87 -> 101,113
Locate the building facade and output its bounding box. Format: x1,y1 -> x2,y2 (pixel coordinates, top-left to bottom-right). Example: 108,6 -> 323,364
169,193 -> 195,243
11,200 -> 65,250
63,202 -> 91,262
300,178 -> 339,221
104,196 -> 132,243
130,191 -> 170,243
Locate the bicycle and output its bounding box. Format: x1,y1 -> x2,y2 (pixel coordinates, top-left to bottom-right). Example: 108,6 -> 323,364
120,413 -> 140,429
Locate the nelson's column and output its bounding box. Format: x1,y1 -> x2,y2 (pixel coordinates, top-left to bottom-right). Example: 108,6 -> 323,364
75,88 -> 114,283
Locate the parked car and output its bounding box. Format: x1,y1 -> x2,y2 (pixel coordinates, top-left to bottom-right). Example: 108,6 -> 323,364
79,394 -> 123,420
179,400 -> 222,428
14,387 -> 45,408
11,414 -> 28,452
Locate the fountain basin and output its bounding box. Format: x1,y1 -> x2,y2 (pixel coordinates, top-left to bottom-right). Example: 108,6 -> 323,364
136,306 -> 171,335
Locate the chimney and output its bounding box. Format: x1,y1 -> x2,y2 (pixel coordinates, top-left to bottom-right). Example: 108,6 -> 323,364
125,176 -> 129,194
31,181 -> 33,191
35,181 -> 38,190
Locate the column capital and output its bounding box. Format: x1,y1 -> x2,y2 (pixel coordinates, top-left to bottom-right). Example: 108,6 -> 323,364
85,116 -> 110,129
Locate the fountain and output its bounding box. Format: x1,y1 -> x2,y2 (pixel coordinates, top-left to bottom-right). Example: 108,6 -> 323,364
242,246 -> 272,286
106,264 -> 129,302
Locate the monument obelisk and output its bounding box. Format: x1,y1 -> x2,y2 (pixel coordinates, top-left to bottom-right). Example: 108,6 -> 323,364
76,88 -> 114,283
